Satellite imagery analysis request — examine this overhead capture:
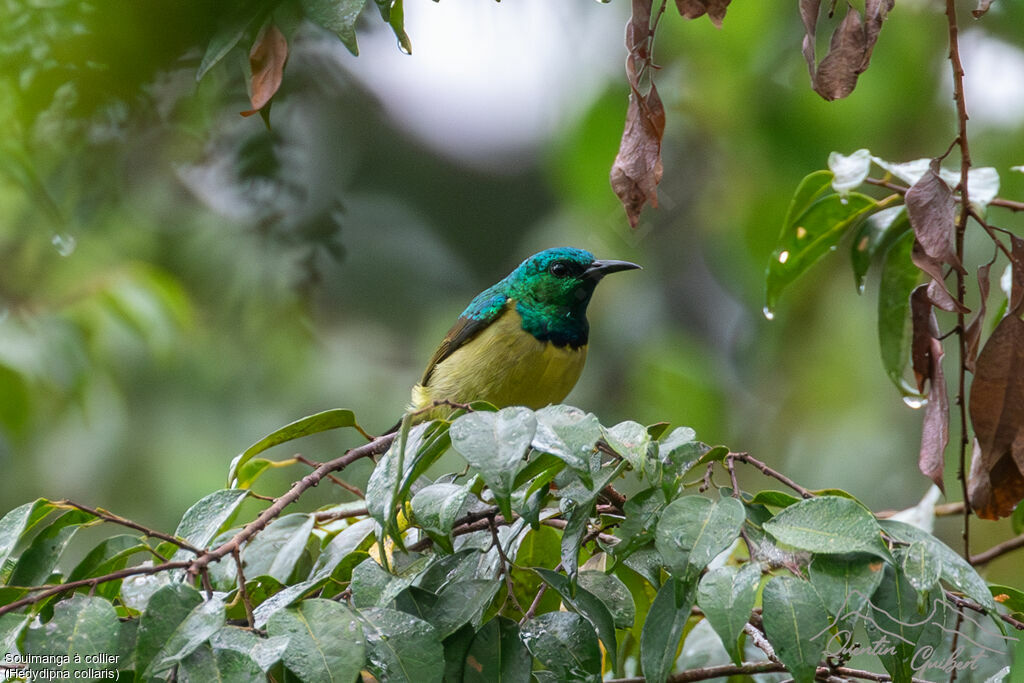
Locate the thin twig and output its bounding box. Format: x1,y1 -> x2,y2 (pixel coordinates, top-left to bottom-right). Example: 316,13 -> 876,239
944,589 -> 1024,631
729,452 -> 813,498
489,518 -> 525,614
971,532 -> 1024,566
187,433 -> 395,579
55,499 -> 203,555
233,548 -> 255,629
313,506 -> 370,524
295,455 -> 365,498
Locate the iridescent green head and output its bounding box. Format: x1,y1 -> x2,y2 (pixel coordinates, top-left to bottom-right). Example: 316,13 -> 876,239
503,247 -> 640,347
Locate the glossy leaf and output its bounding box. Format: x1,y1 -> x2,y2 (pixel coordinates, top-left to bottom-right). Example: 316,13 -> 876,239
450,407 -> 536,519
0,500 -> 54,572
134,583 -> 203,677
612,486 -> 665,562
209,625 -> 289,672
228,409 -> 363,486
145,594 -> 226,678
267,599 -> 365,683
179,642 -> 263,683
866,564 -> 947,683
462,616 -> 531,683
655,495 -> 745,580
360,606 -> 444,683
534,567 -> 618,668
851,206 -> 910,293
602,420 -> 651,476
577,569 -> 636,630
197,0 -> 278,81
239,512 -> 314,583
8,509 -> 94,587
21,595 -> 119,678
808,554 -> 885,623
640,577 -> 695,683
877,230 -> 921,395
696,562 -> 762,664
521,611 -> 602,683
301,0 -> 366,55
426,579 -> 500,639
169,489 -> 249,563
763,495 -> 891,560
410,483 -> 468,553
532,405 -> 601,487
761,576 -> 829,683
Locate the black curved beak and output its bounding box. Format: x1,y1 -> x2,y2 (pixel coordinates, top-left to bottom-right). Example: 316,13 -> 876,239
583,259 -> 642,281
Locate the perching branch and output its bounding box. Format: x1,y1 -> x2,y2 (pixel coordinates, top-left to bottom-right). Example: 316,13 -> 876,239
55,499 -> 203,555
729,452 -> 813,498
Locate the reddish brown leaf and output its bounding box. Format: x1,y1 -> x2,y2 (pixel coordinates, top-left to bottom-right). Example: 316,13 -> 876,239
919,335 -> 948,492
863,0 -> 895,69
813,6 -> 867,101
242,24 -> 288,116
612,0 -> 665,229
611,84 -> 666,229
967,314 -> 1024,519
799,0 -> 821,81
972,0 -> 995,17
964,261 -> 993,373
905,161 -> 959,268
1010,234 -> 1024,315
675,0 -> 731,27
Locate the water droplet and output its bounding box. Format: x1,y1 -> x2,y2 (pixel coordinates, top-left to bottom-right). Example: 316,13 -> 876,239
902,395 -> 927,409
762,307 -> 775,321
51,233 -> 76,256
796,226 -> 808,239
777,250 -> 790,264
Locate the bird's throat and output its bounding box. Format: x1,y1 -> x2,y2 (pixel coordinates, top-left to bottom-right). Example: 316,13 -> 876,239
515,299 -> 590,349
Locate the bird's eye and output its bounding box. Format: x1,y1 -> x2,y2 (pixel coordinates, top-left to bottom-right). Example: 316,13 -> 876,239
549,262 -> 569,278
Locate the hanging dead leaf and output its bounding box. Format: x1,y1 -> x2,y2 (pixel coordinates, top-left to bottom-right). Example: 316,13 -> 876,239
800,0 -> 893,101
675,0 -> 731,27
964,261 -> 993,373
242,24 -> 288,117
905,161 -> 960,268
611,0 -> 666,229
919,335 -> 948,492
972,0 -> 995,17
967,314 -> 1024,519
909,285 -> 936,393
1010,234 -> 1024,315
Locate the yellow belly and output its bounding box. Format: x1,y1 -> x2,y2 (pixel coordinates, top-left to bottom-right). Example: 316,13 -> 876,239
410,309 -> 587,419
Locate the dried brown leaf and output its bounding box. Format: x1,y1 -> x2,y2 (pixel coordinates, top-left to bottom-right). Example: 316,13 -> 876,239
910,285 -> 935,393
909,243 -> 968,314
967,314 -> 1024,519
611,84 -> 666,229
675,0 -> 731,27
919,335 -> 948,492
905,161 -> 960,268
964,261 -> 992,373
813,6 -> 866,101
243,24 -> 288,116
972,0 -> 995,17
1010,235 -> 1024,315
863,0 -> 894,69
799,0 -> 821,80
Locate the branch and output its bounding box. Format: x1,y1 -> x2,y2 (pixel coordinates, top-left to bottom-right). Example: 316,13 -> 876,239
729,452 -> 813,498
971,532 -> 1024,566
187,432 -> 395,579
295,455 -> 365,498
55,499 -> 203,555
864,177 -> 1024,213
944,589 -> 1024,631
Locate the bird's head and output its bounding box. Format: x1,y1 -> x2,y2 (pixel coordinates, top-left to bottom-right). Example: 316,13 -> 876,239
508,247 -> 640,312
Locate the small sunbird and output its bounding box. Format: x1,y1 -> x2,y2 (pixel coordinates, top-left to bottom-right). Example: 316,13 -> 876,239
408,247 -> 640,421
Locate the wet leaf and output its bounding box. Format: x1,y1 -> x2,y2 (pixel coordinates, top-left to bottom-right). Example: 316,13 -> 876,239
179,642 -> 263,683
239,512 -> 314,583
145,594 -> 226,678
461,616 -> 531,683
534,567 -> 619,668
268,600 -> 365,683
602,420 -> 651,477
577,570 -> 636,629
302,0 -> 366,55
808,554 -> 885,627
134,584 -> 203,677
197,0 -> 278,81
696,562 -> 762,664
762,576 -> 829,683
8,509 -> 93,587
21,596 -> 120,678
640,577 -> 695,683
521,612 -> 601,682
674,0 -> 731,26
451,407 -> 536,518
410,483 -> 469,553
532,405 -> 601,487
655,495 -> 745,580
169,489 -> 249,563
866,564 -> 947,683
426,579 -> 500,639
877,231 -> 921,395
967,315 -> 1024,519
763,495 -> 891,560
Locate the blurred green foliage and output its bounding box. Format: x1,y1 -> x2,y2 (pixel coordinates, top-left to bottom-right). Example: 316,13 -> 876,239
1,0 -> 1023,587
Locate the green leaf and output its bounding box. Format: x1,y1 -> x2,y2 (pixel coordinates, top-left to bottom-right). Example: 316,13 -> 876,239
762,495 -> 891,560
577,570 -> 636,630
9,509 -> 94,586
748,490 -> 801,508
879,520 -> 996,610
761,576 -> 830,683
602,420 -> 651,476
351,557 -> 411,608
134,583 -> 203,676
170,489 -> 249,564
228,409 -> 364,486
239,512 -> 314,583
851,206 -> 911,293
301,0 -> 367,55
250,577 -> 321,629
640,577 -> 695,683
267,599 -> 365,683
426,579 -> 500,639
990,585 -> 1024,616
532,405 -> 601,487
877,230 -> 922,396
450,407 -> 535,519
1011,503 -> 1024,536
0,500 -> 54,572
696,562 -> 762,664
179,642 -> 264,683
898,540 -> 941,592
21,595 -> 119,678
197,0 -> 280,80
520,612 -> 602,683
410,483 -> 468,553
656,426 -> 702,477
462,616 -> 531,683
360,606 -> 444,683
384,0 -> 411,53
612,486 -> 665,562
209,625 -> 289,671
534,567 -> 619,668
865,564 -> 948,683
654,495 -> 745,580
366,421 -> 451,546
145,594 -> 226,678
310,517 -> 376,581
67,535 -> 150,600
767,170 -> 870,311
808,554 -> 885,625
0,612 -> 29,660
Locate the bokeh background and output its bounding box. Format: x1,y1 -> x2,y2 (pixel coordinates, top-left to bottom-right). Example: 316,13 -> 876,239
2,0 -> 1023,587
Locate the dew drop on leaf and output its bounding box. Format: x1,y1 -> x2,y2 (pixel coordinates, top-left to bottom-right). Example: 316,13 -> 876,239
762,307 -> 775,321
902,395 -> 927,410
51,233 -> 77,256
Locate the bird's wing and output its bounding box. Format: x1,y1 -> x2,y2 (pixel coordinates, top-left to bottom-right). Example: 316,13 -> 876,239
420,294 -> 510,387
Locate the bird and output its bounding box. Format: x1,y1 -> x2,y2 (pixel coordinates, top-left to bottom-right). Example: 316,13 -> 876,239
407,247 -> 640,422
